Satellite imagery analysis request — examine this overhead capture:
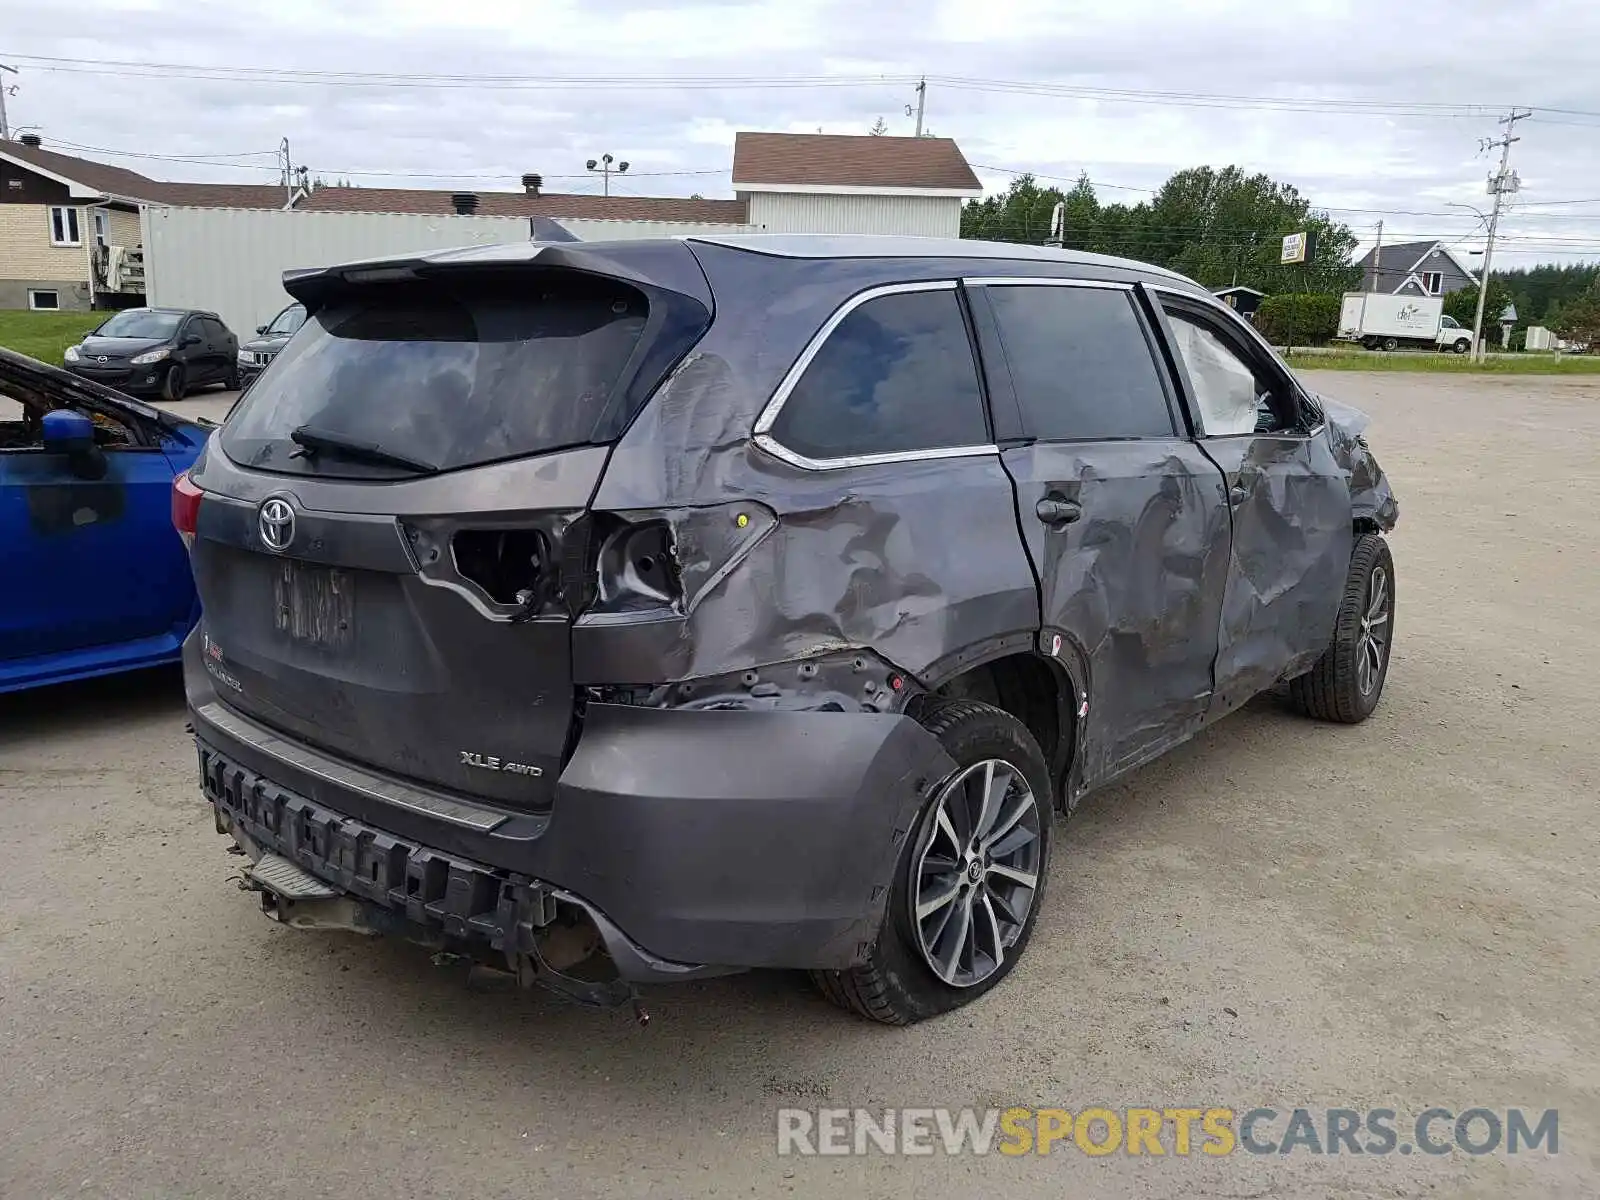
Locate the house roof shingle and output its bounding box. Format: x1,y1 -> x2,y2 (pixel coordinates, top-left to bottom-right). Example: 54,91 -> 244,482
0,138 -> 291,208
731,132 -> 982,193
294,186 -> 748,224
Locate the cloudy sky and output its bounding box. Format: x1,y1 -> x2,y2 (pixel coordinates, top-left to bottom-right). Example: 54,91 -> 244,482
4,0 -> 1599,263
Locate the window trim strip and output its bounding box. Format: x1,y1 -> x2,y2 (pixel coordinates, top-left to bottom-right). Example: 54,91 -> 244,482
961,276 -> 1135,292
751,279 -> 999,472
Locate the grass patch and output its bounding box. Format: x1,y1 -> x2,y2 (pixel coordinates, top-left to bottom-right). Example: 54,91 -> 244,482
1283,349 -> 1600,375
0,310 -> 103,366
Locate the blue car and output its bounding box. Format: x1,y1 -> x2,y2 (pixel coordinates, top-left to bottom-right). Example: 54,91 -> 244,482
0,346 -> 212,693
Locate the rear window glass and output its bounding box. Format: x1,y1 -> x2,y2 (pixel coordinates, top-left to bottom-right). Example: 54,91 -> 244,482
222,274 -> 648,476
769,288 -> 988,461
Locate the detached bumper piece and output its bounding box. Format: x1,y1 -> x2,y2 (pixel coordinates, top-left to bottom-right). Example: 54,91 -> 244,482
201,746 -> 638,1008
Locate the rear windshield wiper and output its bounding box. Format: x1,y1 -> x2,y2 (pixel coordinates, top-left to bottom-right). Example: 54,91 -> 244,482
288,424 -> 437,473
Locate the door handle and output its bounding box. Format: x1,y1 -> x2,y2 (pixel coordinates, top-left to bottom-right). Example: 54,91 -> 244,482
1035,497 -> 1082,525
1229,484 -> 1251,506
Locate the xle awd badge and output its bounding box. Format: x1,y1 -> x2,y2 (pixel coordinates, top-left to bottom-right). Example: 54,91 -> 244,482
460,751 -> 543,778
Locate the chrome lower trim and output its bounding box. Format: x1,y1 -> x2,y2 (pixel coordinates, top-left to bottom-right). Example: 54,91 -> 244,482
194,701 -> 508,832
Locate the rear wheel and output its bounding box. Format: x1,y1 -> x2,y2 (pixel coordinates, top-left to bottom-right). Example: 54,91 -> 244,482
1288,533 -> 1395,723
225,362 -> 241,390
1381,336 -> 1399,352
813,698 -> 1053,1024
161,363 -> 186,402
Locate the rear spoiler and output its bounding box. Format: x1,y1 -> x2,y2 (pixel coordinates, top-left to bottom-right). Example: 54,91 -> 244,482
282,238 -> 713,314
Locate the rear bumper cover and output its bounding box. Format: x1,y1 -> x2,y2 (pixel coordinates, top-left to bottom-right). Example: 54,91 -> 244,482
188,656 -> 953,977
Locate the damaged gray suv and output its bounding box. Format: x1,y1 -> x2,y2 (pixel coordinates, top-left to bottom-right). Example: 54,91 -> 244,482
180,235 -> 1398,1024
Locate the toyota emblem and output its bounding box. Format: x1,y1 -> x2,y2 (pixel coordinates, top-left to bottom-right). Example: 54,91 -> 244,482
258,496 -> 296,553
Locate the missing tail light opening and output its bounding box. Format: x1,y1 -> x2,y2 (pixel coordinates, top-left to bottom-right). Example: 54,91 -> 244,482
591,518 -> 682,613
451,528 -> 554,606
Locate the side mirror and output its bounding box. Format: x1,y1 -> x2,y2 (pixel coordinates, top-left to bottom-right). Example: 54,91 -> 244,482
256,325 -> 268,334
183,333 -> 203,346
41,410 -> 107,480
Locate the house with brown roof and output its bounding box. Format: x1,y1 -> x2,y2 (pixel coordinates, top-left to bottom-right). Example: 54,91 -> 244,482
731,132 -> 982,238
0,133 -> 295,313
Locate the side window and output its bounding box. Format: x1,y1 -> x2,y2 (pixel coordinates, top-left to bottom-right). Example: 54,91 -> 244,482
987,284 -> 1174,441
204,318 -> 229,343
769,288 -> 988,461
1163,308 -> 1297,437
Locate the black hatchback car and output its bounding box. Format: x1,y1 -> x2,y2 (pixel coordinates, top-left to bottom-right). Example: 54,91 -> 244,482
65,306 -> 239,401
178,236 -> 1398,1024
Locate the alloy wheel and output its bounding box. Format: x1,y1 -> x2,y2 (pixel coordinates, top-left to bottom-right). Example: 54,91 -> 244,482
910,758 -> 1043,988
1356,565 -> 1390,696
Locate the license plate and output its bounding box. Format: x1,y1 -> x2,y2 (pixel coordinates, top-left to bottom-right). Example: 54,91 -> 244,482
273,560 -> 354,648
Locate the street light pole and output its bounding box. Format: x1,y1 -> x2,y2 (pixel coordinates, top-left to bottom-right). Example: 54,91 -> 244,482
585,153 -> 629,197
1471,108 -> 1531,363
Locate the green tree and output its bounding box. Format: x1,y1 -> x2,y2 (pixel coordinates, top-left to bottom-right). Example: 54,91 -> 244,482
1552,285 -> 1600,351
960,165 -> 1358,292
1493,262 -> 1600,325
1443,279 -> 1516,341
868,117 -> 888,136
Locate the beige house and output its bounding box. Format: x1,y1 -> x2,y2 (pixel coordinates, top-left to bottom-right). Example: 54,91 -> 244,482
0,134 -> 288,313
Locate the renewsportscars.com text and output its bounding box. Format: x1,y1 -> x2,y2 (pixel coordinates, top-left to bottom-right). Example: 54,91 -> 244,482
775,1106 -> 1559,1157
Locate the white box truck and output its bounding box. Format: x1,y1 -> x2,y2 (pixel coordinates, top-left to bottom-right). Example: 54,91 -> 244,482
1338,293 -> 1474,353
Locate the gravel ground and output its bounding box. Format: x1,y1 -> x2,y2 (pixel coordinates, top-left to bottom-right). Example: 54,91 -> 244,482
2,370 -> 1597,1199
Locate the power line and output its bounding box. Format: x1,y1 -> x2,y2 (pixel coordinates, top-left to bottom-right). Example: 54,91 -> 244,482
971,164 -> 1600,224
7,52 -> 1599,122
38,136 -> 280,161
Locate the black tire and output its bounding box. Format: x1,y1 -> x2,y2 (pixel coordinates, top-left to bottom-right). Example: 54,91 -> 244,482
1381,336 -> 1398,352
161,363 -> 186,402
1452,338 -> 1471,355
225,363 -> 241,390
812,698 -> 1053,1024
1288,533 -> 1395,723
1360,336 -> 1378,351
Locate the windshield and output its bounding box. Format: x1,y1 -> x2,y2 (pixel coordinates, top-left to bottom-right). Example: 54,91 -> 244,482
221,272 -> 649,477
95,310 -> 183,339
266,304 -> 307,336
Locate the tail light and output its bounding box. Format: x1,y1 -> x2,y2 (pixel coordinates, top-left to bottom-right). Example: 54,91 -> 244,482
171,471 -> 204,550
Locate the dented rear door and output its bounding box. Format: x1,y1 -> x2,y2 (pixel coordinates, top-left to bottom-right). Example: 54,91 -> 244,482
971,279 -> 1233,786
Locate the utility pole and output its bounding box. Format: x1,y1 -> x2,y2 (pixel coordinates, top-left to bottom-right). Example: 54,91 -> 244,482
1370,219 -> 1383,292
0,63 -> 17,142
279,137 -> 294,203
913,77 -> 926,137
1471,108 -> 1530,363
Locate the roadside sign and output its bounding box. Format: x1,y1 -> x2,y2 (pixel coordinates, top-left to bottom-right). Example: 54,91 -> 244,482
1280,231 -> 1310,265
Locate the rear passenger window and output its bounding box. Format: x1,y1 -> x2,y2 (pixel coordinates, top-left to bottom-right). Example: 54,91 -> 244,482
769,288 -> 988,461
986,285 -> 1174,441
